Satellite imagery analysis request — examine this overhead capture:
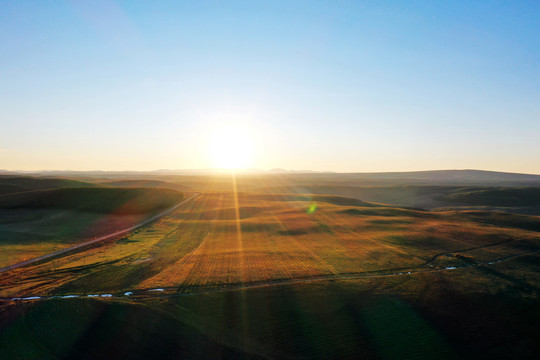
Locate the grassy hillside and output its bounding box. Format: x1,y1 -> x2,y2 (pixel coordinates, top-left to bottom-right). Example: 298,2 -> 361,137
1,181 -> 539,359
0,299 -> 261,360
438,187 -> 540,207
2,279 -> 539,359
0,187 -> 183,214
0,187 -> 538,358
0,187 -> 185,267
238,193 -> 384,207
0,176 -> 93,195
455,211 -> 540,233
99,179 -> 192,191
255,185 -> 540,214
2,190 -> 537,295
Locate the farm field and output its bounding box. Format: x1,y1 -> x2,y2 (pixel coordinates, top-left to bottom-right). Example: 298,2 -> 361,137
2,189 -> 539,297
0,174 -> 539,359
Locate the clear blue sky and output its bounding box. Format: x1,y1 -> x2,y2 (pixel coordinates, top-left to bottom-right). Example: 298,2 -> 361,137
1,0 -> 539,173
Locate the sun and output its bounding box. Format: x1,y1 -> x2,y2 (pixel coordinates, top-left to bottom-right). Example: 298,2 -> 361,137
208,125 -> 255,169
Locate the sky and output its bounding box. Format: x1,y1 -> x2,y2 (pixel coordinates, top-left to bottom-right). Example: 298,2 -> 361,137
1,0 -> 539,173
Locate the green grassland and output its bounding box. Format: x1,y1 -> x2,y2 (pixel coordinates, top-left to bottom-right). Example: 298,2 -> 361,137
0,187 -> 184,268
254,184 -> 540,214
0,187 -> 183,214
1,270 -> 538,359
98,179 -> 192,192
0,174 -> 539,359
0,176 -> 94,195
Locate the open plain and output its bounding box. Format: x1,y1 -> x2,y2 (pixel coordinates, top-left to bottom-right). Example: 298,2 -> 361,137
0,172 -> 539,359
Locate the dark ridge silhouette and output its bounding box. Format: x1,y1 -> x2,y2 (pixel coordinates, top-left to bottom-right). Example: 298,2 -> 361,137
0,176 -> 94,195
0,187 -> 183,214
99,179 -> 192,191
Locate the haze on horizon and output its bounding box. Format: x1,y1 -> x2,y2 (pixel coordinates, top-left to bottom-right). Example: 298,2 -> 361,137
1,1 -> 539,174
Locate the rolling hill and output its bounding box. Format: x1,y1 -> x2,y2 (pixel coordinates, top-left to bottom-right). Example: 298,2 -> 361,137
0,187 -> 184,214
0,176 -> 94,195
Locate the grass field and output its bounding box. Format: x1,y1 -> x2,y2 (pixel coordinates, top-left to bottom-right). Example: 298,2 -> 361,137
0,187 -> 184,268
0,175 -> 539,359
0,187 -> 183,214
0,176 -> 94,195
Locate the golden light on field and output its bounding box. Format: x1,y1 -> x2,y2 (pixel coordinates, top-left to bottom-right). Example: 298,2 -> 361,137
208,124 -> 255,169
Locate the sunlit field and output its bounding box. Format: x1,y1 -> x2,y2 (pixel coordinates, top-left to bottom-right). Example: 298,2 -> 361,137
2,178 -> 539,297
0,173 -> 539,359
0,187 -> 183,268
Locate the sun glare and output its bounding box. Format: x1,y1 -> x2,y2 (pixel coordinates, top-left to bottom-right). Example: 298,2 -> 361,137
208,125 -> 255,169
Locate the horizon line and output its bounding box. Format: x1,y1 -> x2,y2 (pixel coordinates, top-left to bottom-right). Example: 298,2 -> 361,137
2,168 -> 540,176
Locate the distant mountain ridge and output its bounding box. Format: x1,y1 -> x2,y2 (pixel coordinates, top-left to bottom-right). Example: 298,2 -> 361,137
1,169 -> 540,184
343,169 -> 540,181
